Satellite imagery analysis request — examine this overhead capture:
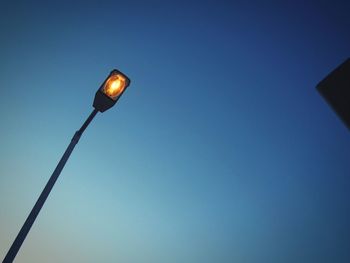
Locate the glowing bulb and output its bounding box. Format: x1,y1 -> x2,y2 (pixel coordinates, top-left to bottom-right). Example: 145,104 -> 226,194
103,74 -> 126,99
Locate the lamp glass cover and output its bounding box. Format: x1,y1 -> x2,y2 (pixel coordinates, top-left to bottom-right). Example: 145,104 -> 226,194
102,74 -> 127,100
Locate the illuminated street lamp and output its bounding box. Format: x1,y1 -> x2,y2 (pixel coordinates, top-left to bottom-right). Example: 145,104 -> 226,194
3,69 -> 131,263
94,69 -> 131,112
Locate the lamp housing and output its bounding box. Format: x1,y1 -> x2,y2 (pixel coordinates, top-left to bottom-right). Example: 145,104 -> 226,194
93,69 -> 130,112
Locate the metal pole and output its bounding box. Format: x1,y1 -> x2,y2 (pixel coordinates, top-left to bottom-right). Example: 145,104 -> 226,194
3,109 -> 98,263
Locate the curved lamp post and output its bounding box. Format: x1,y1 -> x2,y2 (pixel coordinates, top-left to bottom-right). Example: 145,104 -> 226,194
3,69 -> 131,263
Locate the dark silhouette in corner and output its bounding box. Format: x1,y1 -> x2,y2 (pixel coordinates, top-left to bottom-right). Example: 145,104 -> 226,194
317,58 -> 350,130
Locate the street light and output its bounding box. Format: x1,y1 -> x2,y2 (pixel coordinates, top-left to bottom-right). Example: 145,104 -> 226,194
2,69 -> 131,263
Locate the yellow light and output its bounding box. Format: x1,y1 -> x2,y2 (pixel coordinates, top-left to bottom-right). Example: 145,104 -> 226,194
103,74 -> 126,99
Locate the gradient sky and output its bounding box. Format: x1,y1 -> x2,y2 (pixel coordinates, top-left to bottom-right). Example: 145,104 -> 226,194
1,1 -> 350,262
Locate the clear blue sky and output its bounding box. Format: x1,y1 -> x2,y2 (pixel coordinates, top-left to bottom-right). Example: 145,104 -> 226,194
1,1 -> 350,262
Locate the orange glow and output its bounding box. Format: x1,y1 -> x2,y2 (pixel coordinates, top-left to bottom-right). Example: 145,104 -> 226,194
103,74 -> 126,99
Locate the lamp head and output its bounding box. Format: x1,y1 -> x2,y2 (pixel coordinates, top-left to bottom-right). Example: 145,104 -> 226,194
93,69 -> 130,112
